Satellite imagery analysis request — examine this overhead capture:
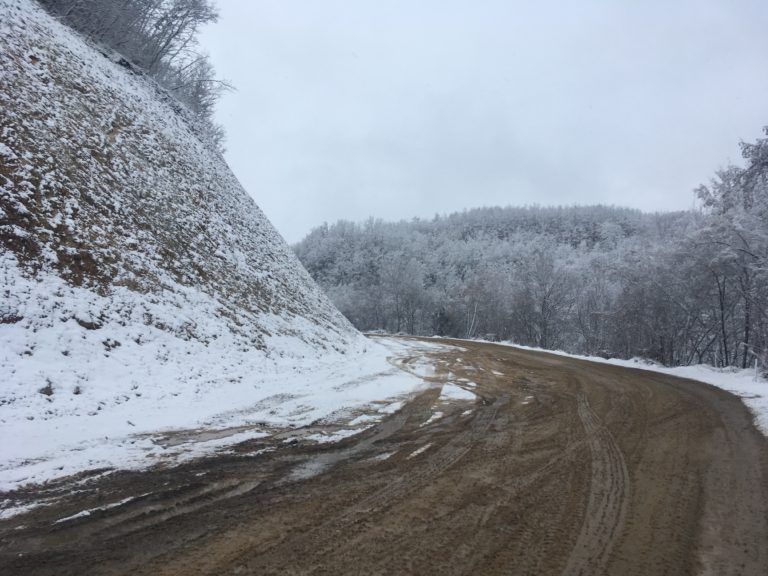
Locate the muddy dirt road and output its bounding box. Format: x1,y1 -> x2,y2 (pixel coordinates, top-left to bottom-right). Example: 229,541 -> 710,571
2,337 -> 767,575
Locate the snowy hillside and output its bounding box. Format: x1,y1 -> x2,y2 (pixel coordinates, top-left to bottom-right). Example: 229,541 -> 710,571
1,0 -> 358,352
0,0 -> 431,490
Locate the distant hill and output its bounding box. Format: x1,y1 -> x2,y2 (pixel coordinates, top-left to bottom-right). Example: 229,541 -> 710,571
295,193 -> 767,372
296,205 -> 692,285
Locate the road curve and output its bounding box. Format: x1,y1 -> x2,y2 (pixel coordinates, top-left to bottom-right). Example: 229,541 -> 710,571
1,337 -> 767,575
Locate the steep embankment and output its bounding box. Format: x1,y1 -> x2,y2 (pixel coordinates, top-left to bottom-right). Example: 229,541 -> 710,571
0,0 -> 409,488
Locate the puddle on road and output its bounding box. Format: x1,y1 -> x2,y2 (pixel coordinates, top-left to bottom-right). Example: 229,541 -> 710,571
284,427 -> 391,483
283,403 -> 416,483
280,343 -> 483,484
284,440 -> 371,483
287,456 -> 337,481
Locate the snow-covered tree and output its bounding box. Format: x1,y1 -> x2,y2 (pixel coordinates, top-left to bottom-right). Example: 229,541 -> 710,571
294,128 -> 768,373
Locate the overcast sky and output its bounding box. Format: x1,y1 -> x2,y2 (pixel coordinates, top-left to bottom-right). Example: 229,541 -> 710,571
201,0 -> 768,243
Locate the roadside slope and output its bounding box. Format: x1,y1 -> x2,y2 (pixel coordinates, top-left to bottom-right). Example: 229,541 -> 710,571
0,0 -> 405,486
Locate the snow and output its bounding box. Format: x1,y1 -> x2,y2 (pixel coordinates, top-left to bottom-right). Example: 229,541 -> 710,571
349,414 -> 379,426
378,400 -> 405,414
439,384 -> 476,403
54,494 -> 147,525
407,443 -> 433,459
0,502 -> 36,520
0,336 -> 444,492
1,0 -> 366,405
0,0 -> 452,496
423,411 -> 444,426
370,451 -> 396,461
305,428 -> 368,444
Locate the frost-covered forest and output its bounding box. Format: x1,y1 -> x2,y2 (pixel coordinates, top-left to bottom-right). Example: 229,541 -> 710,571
296,129 -> 768,373
37,0 -> 227,148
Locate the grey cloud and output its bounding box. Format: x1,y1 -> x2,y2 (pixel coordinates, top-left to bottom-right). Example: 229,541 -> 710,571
201,0 -> 768,242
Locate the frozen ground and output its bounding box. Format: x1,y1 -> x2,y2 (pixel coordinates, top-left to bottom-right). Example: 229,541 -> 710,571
0,337 -> 451,492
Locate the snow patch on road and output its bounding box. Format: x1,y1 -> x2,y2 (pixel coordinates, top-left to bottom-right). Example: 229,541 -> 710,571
54,493 -> 148,525
305,428 -> 366,444
371,451 -> 396,462
407,443 -> 433,459
349,414 -> 379,426
423,411 -> 444,426
0,502 -> 38,520
439,384 -> 476,402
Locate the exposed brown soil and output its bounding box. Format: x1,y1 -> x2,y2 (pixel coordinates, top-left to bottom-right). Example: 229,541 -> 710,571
2,337 -> 767,575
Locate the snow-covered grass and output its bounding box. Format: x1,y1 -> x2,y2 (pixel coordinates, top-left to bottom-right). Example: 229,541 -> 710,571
484,340 -> 768,435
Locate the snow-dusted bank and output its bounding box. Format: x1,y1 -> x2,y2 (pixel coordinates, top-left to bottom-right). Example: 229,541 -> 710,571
0,1 -> 448,497
0,337 -> 446,493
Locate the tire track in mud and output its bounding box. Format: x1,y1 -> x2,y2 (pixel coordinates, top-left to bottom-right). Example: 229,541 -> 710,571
363,436 -> 590,576
251,355 -> 620,576
344,395 -> 506,516
49,476 -> 264,544
560,393 -> 629,576
244,395 -> 509,574
3,338 -> 768,576
307,353 -> 584,576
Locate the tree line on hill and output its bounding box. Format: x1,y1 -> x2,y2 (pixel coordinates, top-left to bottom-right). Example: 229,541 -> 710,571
295,129 -> 768,374
37,0 -> 227,149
